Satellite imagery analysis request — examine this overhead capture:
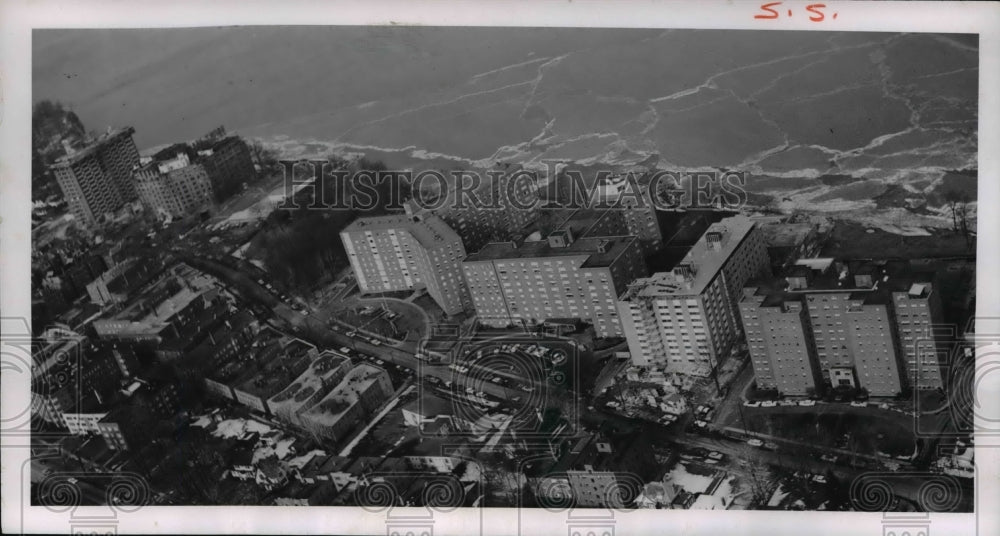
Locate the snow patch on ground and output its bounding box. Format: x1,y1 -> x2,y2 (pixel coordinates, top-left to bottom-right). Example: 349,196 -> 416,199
666,464 -> 714,494
767,485 -> 789,507
211,418 -> 274,439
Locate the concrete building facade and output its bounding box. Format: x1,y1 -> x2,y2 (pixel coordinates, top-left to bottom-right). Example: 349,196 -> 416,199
341,213 -> 471,315
739,260 -> 943,397
738,289 -> 823,396
892,283 -> 945,390
617,216 -> 769,375
134,152 -> 214,218
52,127 -> 141,227
462,229 -> 646,337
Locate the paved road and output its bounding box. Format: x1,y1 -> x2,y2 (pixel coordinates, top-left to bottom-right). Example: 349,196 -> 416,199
182,253 -> 975,512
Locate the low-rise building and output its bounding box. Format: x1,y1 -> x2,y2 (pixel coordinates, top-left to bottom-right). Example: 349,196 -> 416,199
400,394 -> 476,433
86,257 -> 167,306
552,431 -> 659,509
300,364 -> 393,443
203,328 -> 316,414
97,377 -> 181,451
268,351 -> 353,427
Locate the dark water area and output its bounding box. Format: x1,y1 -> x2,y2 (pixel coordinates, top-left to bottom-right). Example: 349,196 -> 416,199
35,28 -> 978,206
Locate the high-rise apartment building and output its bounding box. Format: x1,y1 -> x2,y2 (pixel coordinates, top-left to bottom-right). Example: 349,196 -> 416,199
617,216 -> 769,375
196,136 -> 257,203
52,127 -> 141,227
739,259 -> 943,397
414,163 -> 541,253
134,152 -> 214,218
462,227 -> 645,338
739,288 -> 823,396
341,213 -> 471,315
556,170 -> 666,258
892,282 -> 945,390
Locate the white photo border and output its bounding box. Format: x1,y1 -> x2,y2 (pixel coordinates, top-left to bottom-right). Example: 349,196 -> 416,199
3,1 -> 998,534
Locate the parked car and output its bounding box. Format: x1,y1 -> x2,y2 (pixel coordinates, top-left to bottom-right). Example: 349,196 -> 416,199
850,401 -> 868,408
369,339 -> 382,346
747,439 -> 764,447
798,400 -> 816,407
761,401 -> 778,408
812,475 -> 827,484
820,454 -> 838,463
744,401 -> 761,408
763,442 -> 779,451
707,451 -> 724,460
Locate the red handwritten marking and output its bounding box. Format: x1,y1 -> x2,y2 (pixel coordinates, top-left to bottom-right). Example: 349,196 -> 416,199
807,3 -> 827,22
755,2 -> 838,22
754,2 -> 780,19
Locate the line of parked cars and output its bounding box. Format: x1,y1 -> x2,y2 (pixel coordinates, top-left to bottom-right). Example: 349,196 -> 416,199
744,399 -> 816,408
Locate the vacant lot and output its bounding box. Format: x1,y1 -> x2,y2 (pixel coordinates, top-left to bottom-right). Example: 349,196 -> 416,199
821,220 -> 974,259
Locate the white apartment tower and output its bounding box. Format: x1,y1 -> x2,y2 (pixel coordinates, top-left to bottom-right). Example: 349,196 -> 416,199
617,216 -> 769,375
340,213 -> 471,316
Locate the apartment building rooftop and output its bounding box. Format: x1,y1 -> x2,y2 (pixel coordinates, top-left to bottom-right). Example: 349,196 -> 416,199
226,334 -> 316,398
301,364 -> 386,426
464,234 -> 637,268
555,208 -> 619,238
343,213 -> 460,249
746,259 -> 937,307
622,215 -> 756,300
268,351 -> 352,412
107,263 -> 211,321
53,127 -> 136,167
206,327 -> 285,382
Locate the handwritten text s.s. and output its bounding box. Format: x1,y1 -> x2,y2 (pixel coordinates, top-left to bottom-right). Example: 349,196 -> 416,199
755,2 -> 838,22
